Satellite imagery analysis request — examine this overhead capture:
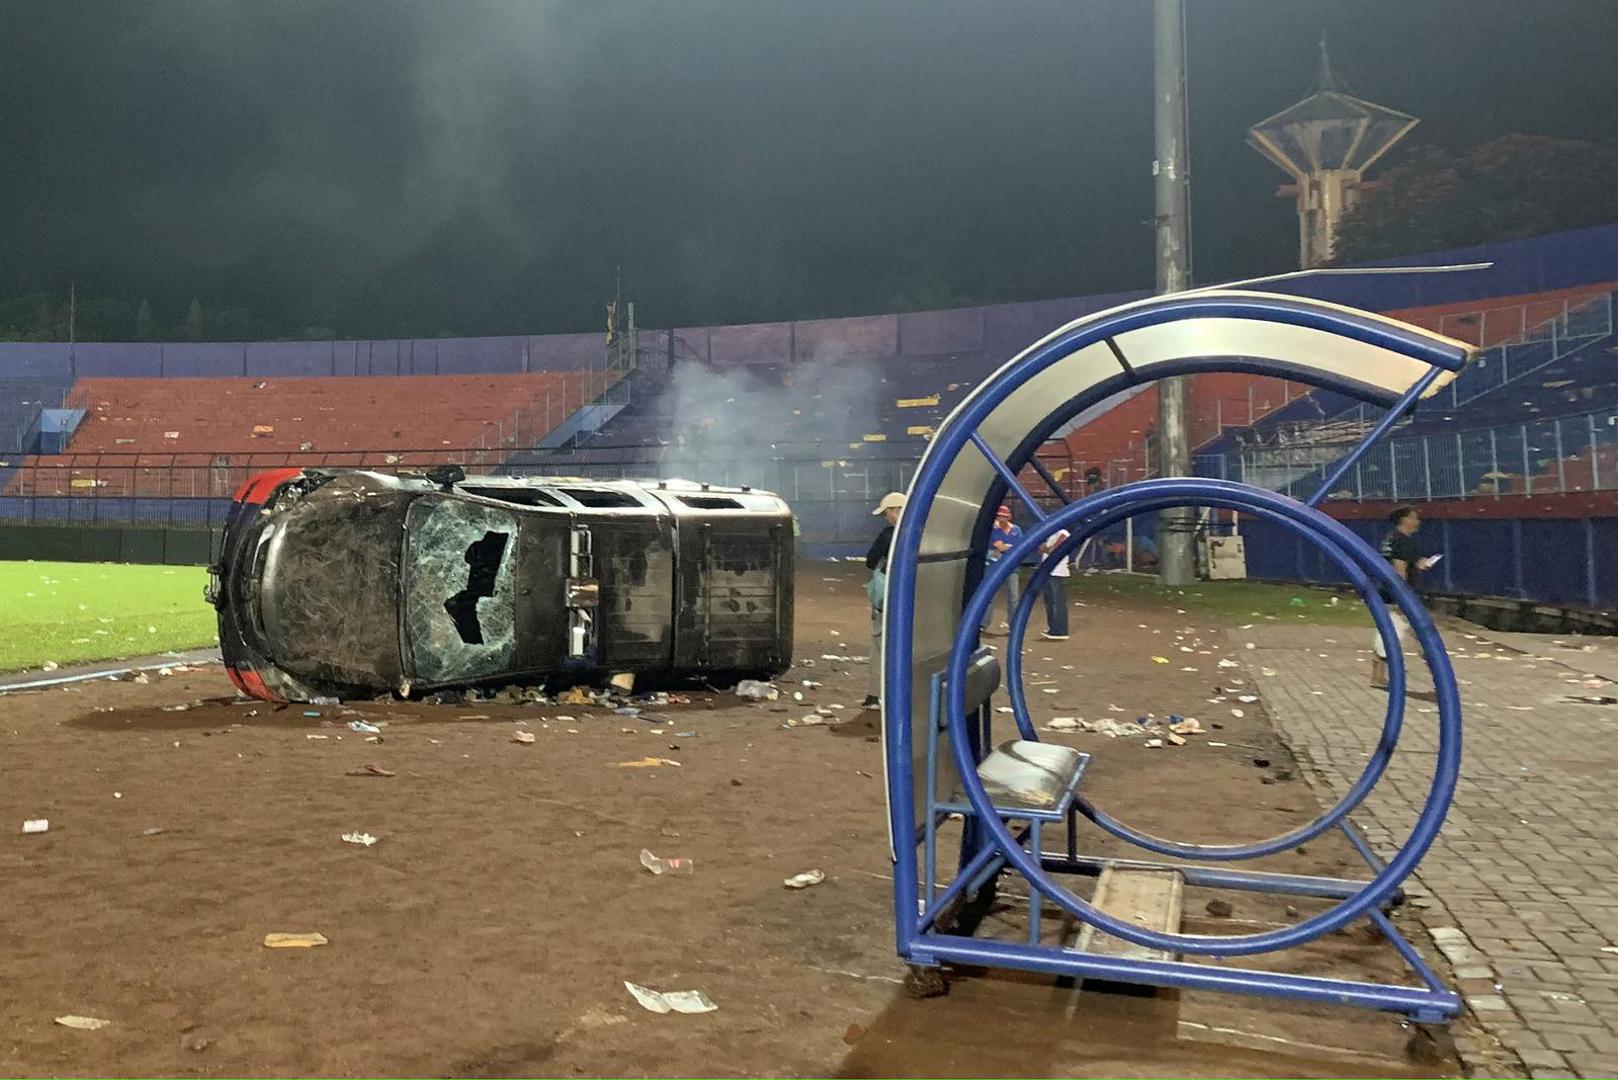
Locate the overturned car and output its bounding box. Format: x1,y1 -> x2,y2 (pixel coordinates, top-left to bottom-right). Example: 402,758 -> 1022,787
208,468 -> 795,702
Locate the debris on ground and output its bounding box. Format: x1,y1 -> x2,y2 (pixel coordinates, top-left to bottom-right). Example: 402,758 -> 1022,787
340,832 -> 378,847
345,764 -> 395,778
511,730 -> 536,745
22,818 -> 48,834
639,848 -> 694,876
347,719 -> 381,734
784,714 -> 831,728
784,869 -> 826,889
615,757 -> 681,768
609,672 -> 635,693
53,1015 -> 110,1031
734,680 -> 779,701
263,932 -> 329,948
41,661 -> 59,672
558,687 -> 593,706
1143,738 -> 1164,749
623,981 -> 717,1015
1205,899 -> 1233,918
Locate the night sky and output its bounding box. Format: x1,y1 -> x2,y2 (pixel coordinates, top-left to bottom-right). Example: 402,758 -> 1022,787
3,0 -> 1616,338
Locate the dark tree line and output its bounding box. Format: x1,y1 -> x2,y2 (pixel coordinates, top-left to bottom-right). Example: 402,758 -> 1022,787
1332,135 -> 1618,264
0,294 -> 316,344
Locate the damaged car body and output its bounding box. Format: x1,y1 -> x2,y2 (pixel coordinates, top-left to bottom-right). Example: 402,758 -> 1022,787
208,469 -> 795,702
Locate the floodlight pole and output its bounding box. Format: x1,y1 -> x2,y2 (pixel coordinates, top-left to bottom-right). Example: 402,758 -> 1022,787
1154,0 -> 1194,586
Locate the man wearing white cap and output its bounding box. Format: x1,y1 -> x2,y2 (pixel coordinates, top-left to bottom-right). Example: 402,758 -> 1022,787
863,492 -> 906,709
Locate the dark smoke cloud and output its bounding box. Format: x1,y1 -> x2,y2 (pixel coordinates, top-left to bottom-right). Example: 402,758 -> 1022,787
3,0 -> 1617,339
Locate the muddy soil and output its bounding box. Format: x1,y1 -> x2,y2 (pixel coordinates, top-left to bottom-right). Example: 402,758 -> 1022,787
0,564 -> 1466,1077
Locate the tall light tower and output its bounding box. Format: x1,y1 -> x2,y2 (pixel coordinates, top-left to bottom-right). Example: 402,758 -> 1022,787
1247,39 -> 1418,267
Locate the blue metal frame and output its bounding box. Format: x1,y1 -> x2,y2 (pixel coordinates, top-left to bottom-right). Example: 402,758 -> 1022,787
883,292 -> 1468,1023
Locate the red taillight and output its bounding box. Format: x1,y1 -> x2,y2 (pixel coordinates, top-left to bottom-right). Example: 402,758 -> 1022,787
227,665 -> 283,703
232,468 -> 305,506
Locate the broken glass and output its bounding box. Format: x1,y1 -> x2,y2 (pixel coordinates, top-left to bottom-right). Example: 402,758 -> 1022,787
405,497 -> 519,683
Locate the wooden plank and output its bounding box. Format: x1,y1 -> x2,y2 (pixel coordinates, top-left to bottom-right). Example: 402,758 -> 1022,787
1072,866 -> 1184,963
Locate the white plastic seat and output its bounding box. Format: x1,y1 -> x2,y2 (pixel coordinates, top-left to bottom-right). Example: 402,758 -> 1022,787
972,739 -> 1088,812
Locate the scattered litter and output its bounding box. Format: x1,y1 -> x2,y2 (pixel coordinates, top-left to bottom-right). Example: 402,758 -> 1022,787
1260,667 -> 1277,677
263,932 -> 328,949
785,714 -> 831,728
616,757 -> 681,768
54,1016 -> 110,1031
302,710 -> 321,718
1168,717 -> 1203,735
784,869 -> 826,889
347,719 -> 381,734
345,764 -> 395,778
41,660 -> 59,672
1217,659 -> 1239,669
22,819 -> 49,835
559,687 -> 593,706
1151,656 -> 1169,665
1046,718 -> 1079,731
310,695 -> 340,705
734,680 -> 779,701
132,671 -> 150,685
623,981 -> 717,1015
610,672 -> 636,693
512,730 -> 536,745
640,849 -> 694,876
1237,695 -> 1258,703
305,734 -> 329,740
1505,705 -> 1534,712
1143,738 -> 1164,749
1208,741 -> 1227,747
341,832 -> 378,847
1231,708 -> 1245,718
1165,732 -> 1187,747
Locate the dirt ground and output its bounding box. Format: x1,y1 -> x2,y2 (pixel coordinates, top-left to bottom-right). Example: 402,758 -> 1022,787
0,564 -> 1472,1078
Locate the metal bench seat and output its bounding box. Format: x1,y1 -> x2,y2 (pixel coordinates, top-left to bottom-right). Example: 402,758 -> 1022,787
969,740 -> 1090,819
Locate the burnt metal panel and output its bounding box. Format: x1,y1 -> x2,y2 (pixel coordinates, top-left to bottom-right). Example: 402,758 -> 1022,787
592,518 -> 677,670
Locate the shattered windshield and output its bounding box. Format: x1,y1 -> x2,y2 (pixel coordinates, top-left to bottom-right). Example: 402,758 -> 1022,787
404,497 -> 519,684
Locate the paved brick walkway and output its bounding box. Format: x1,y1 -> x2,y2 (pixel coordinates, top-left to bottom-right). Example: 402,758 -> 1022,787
1247,621 -> 1618,1080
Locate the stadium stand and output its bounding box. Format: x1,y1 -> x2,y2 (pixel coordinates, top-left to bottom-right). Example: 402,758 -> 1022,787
2,224 -> 1614,606
7,372 -> 610,497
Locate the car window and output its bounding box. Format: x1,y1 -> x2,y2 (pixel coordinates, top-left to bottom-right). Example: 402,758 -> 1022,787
404,497 -> 519,684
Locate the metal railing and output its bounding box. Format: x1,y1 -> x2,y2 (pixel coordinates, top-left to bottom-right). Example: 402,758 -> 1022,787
1192,406 -> 1618,502
0,443 -> 939,544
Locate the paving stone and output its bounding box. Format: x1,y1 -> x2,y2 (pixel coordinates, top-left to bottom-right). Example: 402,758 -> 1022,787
1250,624 -> 1618,1079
